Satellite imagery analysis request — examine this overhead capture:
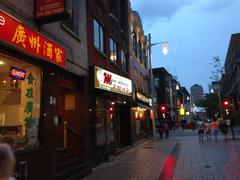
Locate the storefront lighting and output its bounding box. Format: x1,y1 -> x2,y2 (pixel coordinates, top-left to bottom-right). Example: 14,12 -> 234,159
89,108 -> 92,112
135,111 -> 138,118
0,61 -> 4,65
123,101 -> 126,104
111,102 -> 115,105
110,107 -> 113,111
2,80 -> 6,84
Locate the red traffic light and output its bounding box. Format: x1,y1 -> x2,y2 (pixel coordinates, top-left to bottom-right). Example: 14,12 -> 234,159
223,100 -> 230,106
160,105 -> 166,111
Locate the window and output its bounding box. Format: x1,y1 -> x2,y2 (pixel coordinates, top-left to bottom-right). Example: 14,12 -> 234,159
132,32 -> 137,57
110,37 -> 117,64
96,97 -> 114,145
63,0 -> 79,35
155,78 -> 159,87
143,49 -> 147,68
0,55 -> 41,151
121,50 -> 127,72
94,19 -> 105,53
138,41 -> 142,63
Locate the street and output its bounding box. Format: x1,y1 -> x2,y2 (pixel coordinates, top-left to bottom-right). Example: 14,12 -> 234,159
84,129 -> 240,180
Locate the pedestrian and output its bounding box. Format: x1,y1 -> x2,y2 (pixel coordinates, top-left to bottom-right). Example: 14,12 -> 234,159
158,122 -> 164,139
197,120 -> 204,141
230,117 -> 235,140
0,143 -> 16,180
211,119 -> 219,141
204,120 -> 211,141
219,119 -> 228,140
164,121 -> 169,138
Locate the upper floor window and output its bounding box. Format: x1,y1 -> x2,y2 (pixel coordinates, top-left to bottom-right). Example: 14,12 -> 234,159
121,50 -> 127,72
110,37 -> 117,64
143,49 -> 147,68
94,19 -> 105,53
132,32 -> 137,57
138,41 -> 142,63
63,0 -> 79,35
155,78 -> 159,87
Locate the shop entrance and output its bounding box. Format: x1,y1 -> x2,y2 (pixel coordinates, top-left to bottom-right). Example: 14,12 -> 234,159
56,87 -> 79,149
115,105 -> 131,148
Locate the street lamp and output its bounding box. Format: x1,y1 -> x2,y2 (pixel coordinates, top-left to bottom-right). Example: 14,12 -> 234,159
148,33 -> 168,137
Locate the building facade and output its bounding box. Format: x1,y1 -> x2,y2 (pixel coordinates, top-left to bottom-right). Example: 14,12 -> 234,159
190,84 -> 204,106
221,33 -> 240,125
86,0 -> 133,166
129,9 -> 152,144
0,1 -> 90,179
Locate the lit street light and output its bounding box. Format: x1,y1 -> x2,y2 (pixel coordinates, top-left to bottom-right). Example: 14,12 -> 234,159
148,33 -> 168,138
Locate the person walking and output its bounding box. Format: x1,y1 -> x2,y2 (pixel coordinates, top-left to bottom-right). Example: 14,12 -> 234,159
0,143 -> 16,180
164,121 -> 169,138
211,119 -> 219,141
197,120 -> 204,141
205,120 -> 211,141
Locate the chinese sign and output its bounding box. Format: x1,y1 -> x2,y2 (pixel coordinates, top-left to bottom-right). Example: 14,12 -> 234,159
136,92 -> 150,105
94,66 -> 132,96
0,10 -> 65,67
24,72 -> 35,130
10,66 -> 26,80
35,0 -> 65,20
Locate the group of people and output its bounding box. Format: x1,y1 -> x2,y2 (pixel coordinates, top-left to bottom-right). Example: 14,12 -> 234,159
197,117 -> 234,141
158,121 -> 170,138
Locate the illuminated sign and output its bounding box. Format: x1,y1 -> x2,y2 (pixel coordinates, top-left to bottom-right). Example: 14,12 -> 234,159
10,66 -> 26,80
94,66 -> 132,96
180,107 -> 185,116
0,10 -> 65,67
136,92 -> 150,104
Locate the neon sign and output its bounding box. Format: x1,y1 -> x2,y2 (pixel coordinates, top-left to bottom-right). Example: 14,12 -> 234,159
10,66 -> 26,80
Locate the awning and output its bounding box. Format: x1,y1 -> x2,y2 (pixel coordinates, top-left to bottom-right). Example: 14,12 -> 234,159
136,101 -> 152,110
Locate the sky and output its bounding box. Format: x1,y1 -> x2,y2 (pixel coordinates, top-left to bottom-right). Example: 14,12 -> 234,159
130,0 -> 240,93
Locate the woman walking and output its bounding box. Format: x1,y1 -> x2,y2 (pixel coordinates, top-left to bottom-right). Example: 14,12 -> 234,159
211,119 -> 219,141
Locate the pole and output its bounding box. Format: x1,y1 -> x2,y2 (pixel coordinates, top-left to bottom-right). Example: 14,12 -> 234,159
148,33 -> 156,138
218,87 -> 223,117
169,76 -> 174,122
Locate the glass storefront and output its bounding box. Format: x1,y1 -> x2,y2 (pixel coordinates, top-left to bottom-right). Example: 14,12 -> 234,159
96,97 -> 115,145
0,54 -> 41,150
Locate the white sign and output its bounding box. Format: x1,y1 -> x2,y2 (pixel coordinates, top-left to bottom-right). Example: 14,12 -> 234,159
0,16 -> 5,26
94,66 -> 132,96
49,96 -> 56,105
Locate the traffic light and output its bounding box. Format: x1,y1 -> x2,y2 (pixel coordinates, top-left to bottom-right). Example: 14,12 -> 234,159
160,105 -> 166,111
222,99 -> 230,115
159,105 -> 167,119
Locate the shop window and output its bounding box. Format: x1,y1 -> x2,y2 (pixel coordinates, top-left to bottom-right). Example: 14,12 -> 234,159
95,97 -> 114,145
110,37 -> 117,64
0,55 -> 41,151
94,19 -> 105,53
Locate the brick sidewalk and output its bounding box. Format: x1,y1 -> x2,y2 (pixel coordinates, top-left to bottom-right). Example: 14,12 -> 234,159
84,139 -> 176,180
84,129 -> 240,180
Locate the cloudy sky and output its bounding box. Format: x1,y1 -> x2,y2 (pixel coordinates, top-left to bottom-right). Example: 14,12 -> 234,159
130,0 -> 240,93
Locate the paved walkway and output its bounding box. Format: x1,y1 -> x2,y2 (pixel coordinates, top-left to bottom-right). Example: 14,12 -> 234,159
84,128 -> 240,180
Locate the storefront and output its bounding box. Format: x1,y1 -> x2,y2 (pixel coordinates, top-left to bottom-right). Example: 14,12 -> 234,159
89,66 -> 133,165
0,10 -> 87,179
131,92 -> 152,143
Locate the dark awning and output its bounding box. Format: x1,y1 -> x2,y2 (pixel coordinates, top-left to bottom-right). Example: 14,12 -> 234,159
136,101 -> 152,110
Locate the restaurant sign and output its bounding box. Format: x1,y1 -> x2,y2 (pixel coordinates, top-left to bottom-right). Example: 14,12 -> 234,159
35,0 -> 66,24
0,10 -> 65,67
94,66 -> 132,96
136,92 -> 150,104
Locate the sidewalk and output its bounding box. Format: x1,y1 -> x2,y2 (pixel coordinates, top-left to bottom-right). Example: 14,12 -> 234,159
84,128 -> 240,180
84,138 -> 176,180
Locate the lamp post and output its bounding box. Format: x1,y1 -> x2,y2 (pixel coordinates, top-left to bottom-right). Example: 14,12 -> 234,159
148,33 -> 168,138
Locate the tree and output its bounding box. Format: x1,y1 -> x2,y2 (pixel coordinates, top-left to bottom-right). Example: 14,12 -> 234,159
210,56 -> 224,81
197,93 -> 220,119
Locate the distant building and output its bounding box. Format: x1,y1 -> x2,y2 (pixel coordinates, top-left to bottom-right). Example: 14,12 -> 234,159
190,84 -> 204,105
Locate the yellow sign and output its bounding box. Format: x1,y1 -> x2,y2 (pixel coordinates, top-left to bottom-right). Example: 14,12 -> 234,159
180,107 -> 185,116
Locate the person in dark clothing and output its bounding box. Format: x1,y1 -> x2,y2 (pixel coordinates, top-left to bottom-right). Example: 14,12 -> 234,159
230,117 -> 235,140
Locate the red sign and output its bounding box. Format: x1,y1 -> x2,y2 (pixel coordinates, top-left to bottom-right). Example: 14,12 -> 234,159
35,0 -> 65,19
0,10 -> 65,67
